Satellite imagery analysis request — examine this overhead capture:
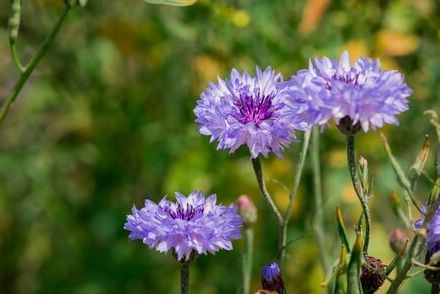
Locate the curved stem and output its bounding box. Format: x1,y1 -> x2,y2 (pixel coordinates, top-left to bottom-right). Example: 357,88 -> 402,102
10,42 -> 25,73
311,127 -> 330,274
279,130 -> 311,262
346,135 -> 371,253
251,157 -> 283,260
181,262 -> 189,294
251,157 -> 283,225
242,227 -> 254,294
0,5 -> 71,124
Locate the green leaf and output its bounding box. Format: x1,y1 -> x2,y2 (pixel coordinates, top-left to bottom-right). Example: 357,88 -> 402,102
143,0 -> 196,6
380,132 -> 422,214
336,206 -> 351,253
335,245 -> 348,294
385,238 -> 408,276
347,233 -> 363,294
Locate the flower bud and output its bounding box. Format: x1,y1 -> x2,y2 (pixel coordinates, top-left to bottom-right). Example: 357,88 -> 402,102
389,229 -> 409,253
261,262 -> 286,294
360,255 -> 386,294
64,0 -> 87,7
236,195 -> 257,226
8,0 -> 22,43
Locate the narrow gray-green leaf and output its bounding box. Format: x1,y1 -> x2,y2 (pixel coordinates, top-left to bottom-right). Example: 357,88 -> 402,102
347,233 -> 363,294
336,206 -> 351,253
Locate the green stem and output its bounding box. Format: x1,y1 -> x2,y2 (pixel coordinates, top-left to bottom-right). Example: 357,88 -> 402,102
346,135 -> 371,253
431,284 -> 440,294
0,5 -> 71,124
251,157 -> 283,260
10,42 -> 25,73
311,127 -> 330,274
181,262 -> 189,294
242,227 -> 254,294
279,130 -> 311,262
251,157 -> 283,226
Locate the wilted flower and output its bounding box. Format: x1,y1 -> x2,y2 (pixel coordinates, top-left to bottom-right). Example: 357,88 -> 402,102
286,51 -> 412,134
194,66 -> 309,158
124,191 -> 243,261
236,194 -> 257,225
261,262 -> 286,294
415,204 -> 440,285
389,228 -> 409,253
360,255 -> 386,294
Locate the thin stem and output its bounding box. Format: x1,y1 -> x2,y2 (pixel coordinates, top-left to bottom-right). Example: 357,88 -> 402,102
0,5 -> 72,124
279,130 -> 311,262
10,42 -> 25,73
181,262 -> 189,294
346,135 -> 371,253
311,127 -> 330,274
251,157 -> 283,225
242,227 -> 254,294
411,258 -> 440,271
251,157 -> 283,261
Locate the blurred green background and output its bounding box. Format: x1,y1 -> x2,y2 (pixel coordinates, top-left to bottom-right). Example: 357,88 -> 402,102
1,0 -> 440,293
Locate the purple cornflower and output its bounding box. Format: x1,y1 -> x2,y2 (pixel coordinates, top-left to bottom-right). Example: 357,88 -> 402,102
286,51 -> 412,133
124,191 -> 243,261
261,262 -> 287,294
415,204 -> 440,285
194,66 -> 309,158
415,205 -> 440,256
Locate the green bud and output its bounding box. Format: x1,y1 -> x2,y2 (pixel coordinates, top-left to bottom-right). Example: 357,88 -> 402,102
409,135 -> 430,179
65,0 -> 87,7
389,192 -> 411,228
8,0 -> 22,43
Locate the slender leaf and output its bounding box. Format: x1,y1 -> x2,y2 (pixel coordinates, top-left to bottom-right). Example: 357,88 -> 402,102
335,245 -> 348,294
347,233 -> 363,294
336,206 -> 351,253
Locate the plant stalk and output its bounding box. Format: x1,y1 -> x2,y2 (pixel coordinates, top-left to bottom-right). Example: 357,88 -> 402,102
346,135 -> 371,253
251,157 -> 283,260
311,127 -> 330,274
1,5 -> 72,124
181,262 -> 189,294
279,130 -> 311,262
242,227 -> 254,294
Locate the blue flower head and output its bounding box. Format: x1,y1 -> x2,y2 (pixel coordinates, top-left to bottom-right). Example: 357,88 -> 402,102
286,51 -> 412,133
124,191 -> 243,261
194,67 -> 310,158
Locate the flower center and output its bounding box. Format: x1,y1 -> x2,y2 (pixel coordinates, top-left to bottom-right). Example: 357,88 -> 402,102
325,73 -> 363,90
232,89 -> 276,126
167,204 -> 203,221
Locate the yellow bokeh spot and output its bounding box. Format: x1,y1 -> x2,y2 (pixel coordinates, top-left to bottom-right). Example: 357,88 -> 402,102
376,29 -> 420,57
342,39 -> 369,61
232,10 -> 250,28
